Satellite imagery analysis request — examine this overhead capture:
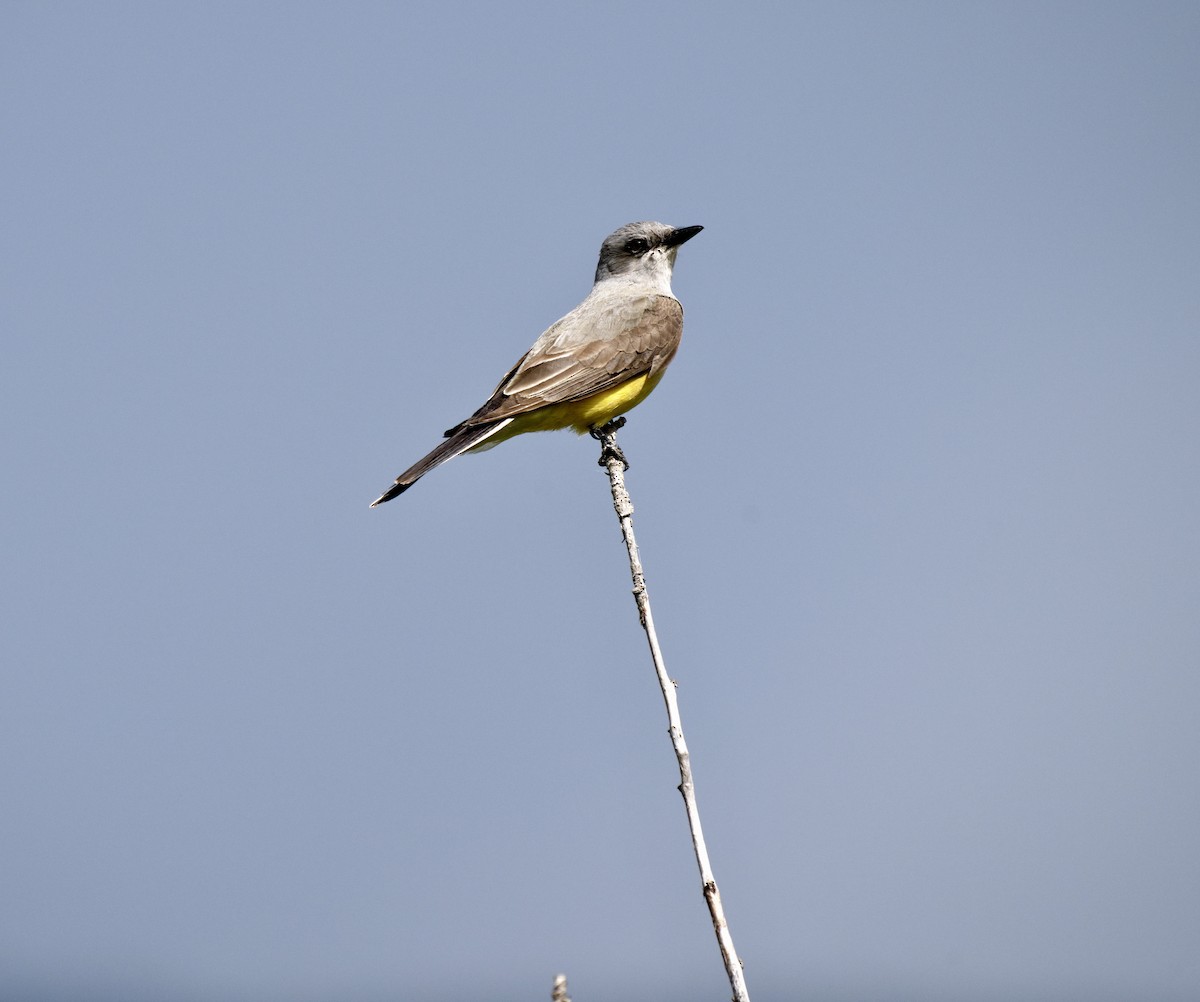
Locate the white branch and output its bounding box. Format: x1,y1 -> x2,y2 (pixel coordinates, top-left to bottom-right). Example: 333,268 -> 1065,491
592,419 -> 750,1002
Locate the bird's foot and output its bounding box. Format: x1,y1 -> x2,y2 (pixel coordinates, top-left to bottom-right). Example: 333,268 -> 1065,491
590,417 -> 629,470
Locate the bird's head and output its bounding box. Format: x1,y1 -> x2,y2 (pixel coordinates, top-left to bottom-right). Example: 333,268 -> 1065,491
594,221 -> 703,289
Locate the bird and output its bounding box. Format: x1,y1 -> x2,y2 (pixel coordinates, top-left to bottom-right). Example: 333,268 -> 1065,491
370,220 -> 703,506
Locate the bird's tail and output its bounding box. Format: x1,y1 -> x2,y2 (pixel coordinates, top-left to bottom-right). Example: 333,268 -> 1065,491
369,418 -> 513,506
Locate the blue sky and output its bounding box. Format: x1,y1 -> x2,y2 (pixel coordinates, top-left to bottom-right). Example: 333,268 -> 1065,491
4,3 -> 1199,1000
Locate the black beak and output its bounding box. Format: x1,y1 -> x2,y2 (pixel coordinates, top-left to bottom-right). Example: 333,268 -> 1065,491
665,224 -> 704,248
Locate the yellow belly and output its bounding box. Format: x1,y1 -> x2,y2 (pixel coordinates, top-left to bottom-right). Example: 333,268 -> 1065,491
470,371 -> 664,450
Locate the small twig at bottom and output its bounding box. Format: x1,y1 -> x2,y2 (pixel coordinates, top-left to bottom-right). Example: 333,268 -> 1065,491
551,973 -> 571,1002
591,418 -> 750,1002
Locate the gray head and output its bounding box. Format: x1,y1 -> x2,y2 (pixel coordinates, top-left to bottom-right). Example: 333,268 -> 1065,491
594,221 -> 703,286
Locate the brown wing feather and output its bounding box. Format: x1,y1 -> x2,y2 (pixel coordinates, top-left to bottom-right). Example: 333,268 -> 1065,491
452,293 -> 683,430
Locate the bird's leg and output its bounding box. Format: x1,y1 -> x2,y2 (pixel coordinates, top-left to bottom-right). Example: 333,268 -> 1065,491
590,417 -> 629,470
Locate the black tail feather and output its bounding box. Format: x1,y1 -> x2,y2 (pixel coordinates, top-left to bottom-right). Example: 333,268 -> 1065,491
369,420 -> 507,506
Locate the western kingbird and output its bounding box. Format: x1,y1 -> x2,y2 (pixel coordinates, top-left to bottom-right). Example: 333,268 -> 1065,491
370,220 -> 702,506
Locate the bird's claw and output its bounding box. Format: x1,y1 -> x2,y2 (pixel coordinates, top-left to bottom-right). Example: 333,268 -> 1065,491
590,418 -> 629,470
598,441 -> 629,470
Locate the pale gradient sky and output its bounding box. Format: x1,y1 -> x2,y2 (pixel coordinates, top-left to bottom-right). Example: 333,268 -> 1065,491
3,3 -> 1199,1000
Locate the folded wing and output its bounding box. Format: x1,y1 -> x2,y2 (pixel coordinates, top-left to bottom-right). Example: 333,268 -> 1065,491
447,293 -> 683,433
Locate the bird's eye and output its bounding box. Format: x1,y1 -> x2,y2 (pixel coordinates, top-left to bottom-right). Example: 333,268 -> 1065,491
625,237 -> 650,254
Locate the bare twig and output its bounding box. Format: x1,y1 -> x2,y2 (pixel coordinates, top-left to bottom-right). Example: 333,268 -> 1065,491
590,418 -> 750,1002
551,973 -> 571,1002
